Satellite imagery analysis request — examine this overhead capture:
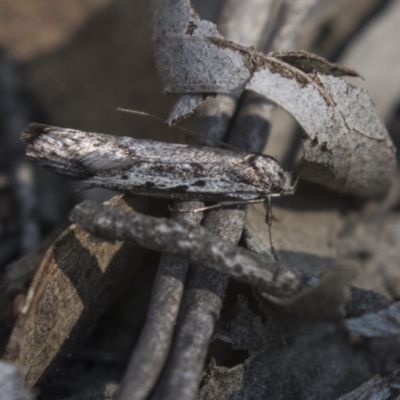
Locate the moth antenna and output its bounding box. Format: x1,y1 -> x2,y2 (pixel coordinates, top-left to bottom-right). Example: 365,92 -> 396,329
116,107 -> 239,152
73,185 -> 96,194
265,197 -> 278,262
117,108 -> 168,126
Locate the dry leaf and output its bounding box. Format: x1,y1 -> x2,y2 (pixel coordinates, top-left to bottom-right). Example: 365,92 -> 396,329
3,195 -> 155,387
151,0 -> 396,198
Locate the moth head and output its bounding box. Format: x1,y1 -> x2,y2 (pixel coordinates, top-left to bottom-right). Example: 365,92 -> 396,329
252,155 -> 296,196
275,169 -> 297,195
280,173 -> 298,195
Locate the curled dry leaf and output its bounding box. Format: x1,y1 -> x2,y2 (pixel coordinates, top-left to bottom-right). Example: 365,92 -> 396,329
151,0 -> 396,198
3,195 -> 155,387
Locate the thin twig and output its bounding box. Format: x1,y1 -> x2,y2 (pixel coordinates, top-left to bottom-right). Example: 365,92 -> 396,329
115,204 -> 203,400
150,207 -> 246,400
70,201 -> 303,298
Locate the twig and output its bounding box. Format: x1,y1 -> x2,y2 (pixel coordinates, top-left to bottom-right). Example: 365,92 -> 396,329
150,207 -> 245,400
70,201 -> 303,298
115,204 -> 203,400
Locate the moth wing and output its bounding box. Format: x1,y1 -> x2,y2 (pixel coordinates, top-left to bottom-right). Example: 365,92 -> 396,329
77,152 -> 135,171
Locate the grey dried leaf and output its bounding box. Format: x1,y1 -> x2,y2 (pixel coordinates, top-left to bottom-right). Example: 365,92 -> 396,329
246,63 -> 395,198
3,195 -> 155,387
338,370 -> 400,400
166,0 -> 279,127
0,361 -> 33,400
345,302 -> 400,338
151,0 -> 251,94
152,0 -> 396,197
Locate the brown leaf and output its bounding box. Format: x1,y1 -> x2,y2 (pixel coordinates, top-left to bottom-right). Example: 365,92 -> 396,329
3,195 -> 155,387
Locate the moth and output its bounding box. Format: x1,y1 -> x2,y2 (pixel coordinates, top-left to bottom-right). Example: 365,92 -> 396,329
22,123 -> 296,213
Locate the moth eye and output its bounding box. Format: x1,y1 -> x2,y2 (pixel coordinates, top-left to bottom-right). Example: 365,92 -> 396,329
278,171 -> 284,180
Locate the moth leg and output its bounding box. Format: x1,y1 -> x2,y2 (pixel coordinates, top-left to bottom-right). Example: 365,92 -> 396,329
173,199 -> 264,213
265,197 -> 278,262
